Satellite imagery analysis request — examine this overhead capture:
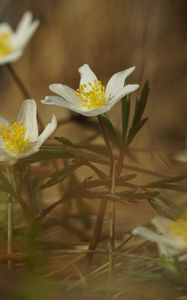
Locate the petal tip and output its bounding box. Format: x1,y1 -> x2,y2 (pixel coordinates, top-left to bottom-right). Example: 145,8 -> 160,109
78,63 -> 90,73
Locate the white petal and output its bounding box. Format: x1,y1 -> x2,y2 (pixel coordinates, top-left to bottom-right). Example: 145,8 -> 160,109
42,96 -> 82,113
76,105 -> 111,117
36,114 -> 57,147
0,23 -> 12,34
42,96 -> 74,108
49,84 -> 79,105
106,66 -> 136,96
0,148 -> 12,161
17,99 -> 38,141
151,216 -> 173,236
14,11 -> 39,49
42,96 -> 111,117
4,147 -> 40,160
132,226 -> 182,249
16,11 -> 33,33
158,244 -> 179,257
0,117 -> 10,148
108,84 -> 139,106
0,50 -> 23,65
78,64 -> 97,87
0,117 -> 9,126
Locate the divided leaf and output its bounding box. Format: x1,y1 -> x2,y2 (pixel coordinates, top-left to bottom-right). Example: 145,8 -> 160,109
99,114 -> 121,148
40,162 -> 83,189
125,81 -> 150,147
121,94 -> 130,143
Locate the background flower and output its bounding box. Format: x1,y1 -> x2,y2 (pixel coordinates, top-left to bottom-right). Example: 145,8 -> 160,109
0,11 -> 39,65
132,214 -> 187,258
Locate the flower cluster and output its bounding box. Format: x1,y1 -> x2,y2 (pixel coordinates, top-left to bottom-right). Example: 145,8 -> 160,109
0,11 -> 139,161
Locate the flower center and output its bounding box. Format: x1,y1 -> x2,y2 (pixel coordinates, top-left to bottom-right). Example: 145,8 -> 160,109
0,122 -> 30,154
170,210 -> 187,242
76,80 -> 106,109
0,31 -> 13,57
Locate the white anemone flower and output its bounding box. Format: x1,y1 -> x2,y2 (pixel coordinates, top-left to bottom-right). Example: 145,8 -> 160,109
132,211 -> 187,258
0,11 -> 39,65
42,64 -> 139,117
0,99 -> 57,161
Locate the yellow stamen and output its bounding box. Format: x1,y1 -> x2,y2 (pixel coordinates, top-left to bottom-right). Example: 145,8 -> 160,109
76,80 -> 106,109
170,209 -> 187,242
0,122 -> 30,154
0,31 -> 13,57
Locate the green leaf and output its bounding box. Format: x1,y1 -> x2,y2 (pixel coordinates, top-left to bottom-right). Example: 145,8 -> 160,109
125,81 -> 149,147
39,162 -> 82,189
117,190 -> 160,200
145,175 -> 187,187
55,136 -> 74,146
155,195 -> 181,212
145,183 -> 187,192
146,176 -> 187,186
133,80 -> 150,126
21,145 -> 72,164
99,114 -> 121,147
121,94 -> 130,143
126,117 -> 148,146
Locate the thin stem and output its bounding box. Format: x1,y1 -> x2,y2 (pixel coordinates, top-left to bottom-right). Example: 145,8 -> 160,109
108,160 -> 117,281
86,198 -> 108,264
85,116 -> 115,265
7,64 -> 30,98
97,115 -> 114,168
116,147 -> 125,177
7,195 -> 13,270
7,64 -> 44,131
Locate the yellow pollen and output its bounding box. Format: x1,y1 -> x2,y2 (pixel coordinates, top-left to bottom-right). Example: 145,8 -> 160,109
0,122 -> 30,154
0,31 -> 13,57
170,209 -> 187,242
75,80 -> 106,109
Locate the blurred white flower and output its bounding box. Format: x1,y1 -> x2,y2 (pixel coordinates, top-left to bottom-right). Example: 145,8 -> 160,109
0,11 -> 39,65
0,99 -> 57,161
42,64 -> 139,117
132,211 -> 187,258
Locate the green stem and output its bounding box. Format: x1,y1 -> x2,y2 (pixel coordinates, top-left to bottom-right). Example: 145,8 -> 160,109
7,195 -> 13,270
97,115 -> 114,170
86,116 -> 114,265
108,160 -> 117,281
5,164 -> 14,270
116,147 -> 125,177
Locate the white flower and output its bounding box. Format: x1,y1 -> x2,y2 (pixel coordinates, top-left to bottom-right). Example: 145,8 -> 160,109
0,11 -> 39,65
132,212 -> 187,258
42,64 -> 139,117
0,99 -> 57,161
